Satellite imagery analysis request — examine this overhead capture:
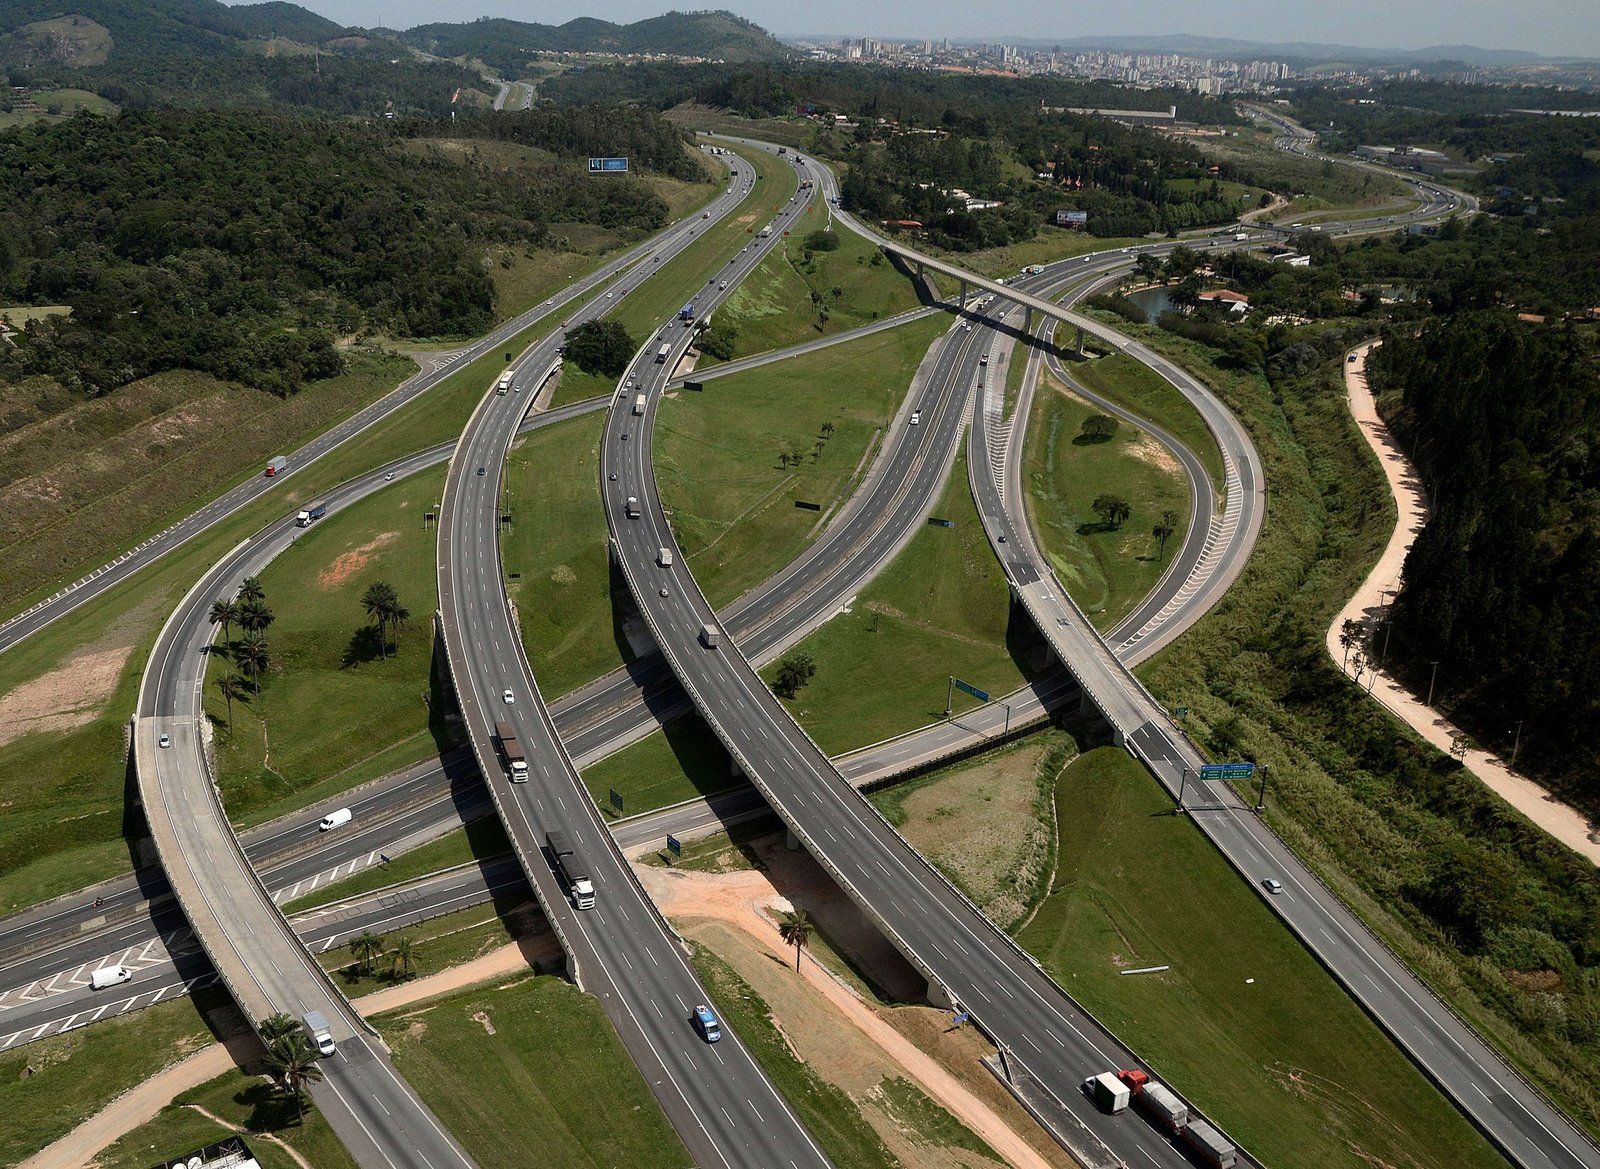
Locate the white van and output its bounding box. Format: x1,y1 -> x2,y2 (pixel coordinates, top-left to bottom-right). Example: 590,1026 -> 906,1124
318,808 -> 353,832
90,964 -> 133,990
658,547 -> 674,568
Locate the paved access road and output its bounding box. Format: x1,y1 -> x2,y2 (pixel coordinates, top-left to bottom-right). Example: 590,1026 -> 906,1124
436,149 -> 835,1169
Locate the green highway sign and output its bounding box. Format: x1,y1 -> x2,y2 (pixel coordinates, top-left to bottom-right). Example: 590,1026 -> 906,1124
1200,762 -> 1255,780
953,678 -> 990,702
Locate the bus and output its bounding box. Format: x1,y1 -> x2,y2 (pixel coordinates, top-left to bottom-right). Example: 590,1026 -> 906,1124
655,343 -> 671,364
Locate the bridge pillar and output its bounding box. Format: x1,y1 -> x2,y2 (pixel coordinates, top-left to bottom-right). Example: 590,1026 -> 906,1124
957,279 -> 969,310
1023,305 -> 1034,336
786,826 -> 801,851
927,980 -> 954,1009
1075,325 -> 1087,356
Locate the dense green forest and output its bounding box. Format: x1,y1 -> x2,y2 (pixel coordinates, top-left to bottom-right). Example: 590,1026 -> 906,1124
0,108 -> 687,395
1369,317 -> 1600,806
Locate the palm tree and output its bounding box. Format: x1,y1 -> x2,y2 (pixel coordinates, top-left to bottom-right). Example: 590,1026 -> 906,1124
208,598 -> 238,647
349,929 -> 384,976
216,673 -> 245,730
238,576 -> 266,605
386,602 -> 410,652
361,581 -> 396,659
390,934 -> 416,980
1151,510 -> 1177,562
258,1011 -> 303,1048
238,597 -> 274,636
777,908 -> 815,973
263,1029 -> 323,1122
237,633 -> 269,694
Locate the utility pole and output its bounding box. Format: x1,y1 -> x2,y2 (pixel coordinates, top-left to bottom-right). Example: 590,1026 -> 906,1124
1511,720 -> 1523,769
1255,764 -> 1268,812
1176,767 -> 1188,812
944,676 -> 953,718
1426,660 -> 1440,707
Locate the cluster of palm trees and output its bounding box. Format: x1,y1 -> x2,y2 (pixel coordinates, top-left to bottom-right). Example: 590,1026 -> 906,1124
208,576 -> 275,730
359,580 -> 410,660
257,1012 -> 324,1123
349,928 -> 417,981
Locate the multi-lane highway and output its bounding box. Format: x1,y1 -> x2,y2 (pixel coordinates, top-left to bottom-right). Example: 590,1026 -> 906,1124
436,149 -> 836,1169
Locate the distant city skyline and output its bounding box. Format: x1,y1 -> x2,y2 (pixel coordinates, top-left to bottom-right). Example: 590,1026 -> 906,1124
269,0 -> 1600,60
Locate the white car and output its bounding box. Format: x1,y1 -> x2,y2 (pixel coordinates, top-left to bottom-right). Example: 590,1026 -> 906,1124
502,689 -> 515,704
909,411 -> 921,426
158,734 -> 171,749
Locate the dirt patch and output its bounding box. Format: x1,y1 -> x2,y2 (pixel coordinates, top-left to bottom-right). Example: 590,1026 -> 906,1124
892,744 -> 1053,928
0,643 -> 132,749
1125,433 -> 1181,478
317,531 -> 399,589
472,1010 -> 497,1035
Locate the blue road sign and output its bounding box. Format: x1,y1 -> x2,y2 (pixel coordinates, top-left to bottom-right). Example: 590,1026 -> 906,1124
588,157 -> 630,173
953,678 -> 990,702
666,834 -> 682,857
1200,762 -> 1256,780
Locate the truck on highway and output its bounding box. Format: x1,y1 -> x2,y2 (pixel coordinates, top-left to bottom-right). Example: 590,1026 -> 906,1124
546,830 -> 596,909
625,497 -> 641,519
633,393 -> 647,416
757,225 -> 772,238
655,343 -> 671,364
295,500 -> 328,527
699,623 -> 721,649
1117,1069 -> 1187,1133
678,303 -> 696,321
1233,231 -> 1250,241
302,1010 -> 336,1057
1181,1119 -> 1237,1168
265,455 -> 287,477
495,371 -> 513,395
1084,1072 -> 1130,1113
495,720 -> 528,781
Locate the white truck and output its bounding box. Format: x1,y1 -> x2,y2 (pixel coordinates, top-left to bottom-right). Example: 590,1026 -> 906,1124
633,393 -> 646,416
1084,1072 -> 1130,1113
295,500 -> 328,527
302,1009 -> 336,1057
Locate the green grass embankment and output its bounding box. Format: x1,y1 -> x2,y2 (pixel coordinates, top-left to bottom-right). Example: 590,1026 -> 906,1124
1022,376 -> 1191,632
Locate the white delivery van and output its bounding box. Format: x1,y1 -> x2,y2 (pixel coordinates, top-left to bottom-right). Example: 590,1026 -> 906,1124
319,808 -> 353,832
658,547 -> 674,567
90,964 -> 133,990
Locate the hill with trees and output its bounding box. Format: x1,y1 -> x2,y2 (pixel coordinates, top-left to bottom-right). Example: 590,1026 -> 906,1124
0,107 -> 689,396
399,11 -> 791,72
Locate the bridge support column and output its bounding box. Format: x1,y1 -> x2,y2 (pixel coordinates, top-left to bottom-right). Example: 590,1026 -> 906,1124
1075,325 -> 1087,356
1023,305 -> 1034,336
958,279 -> 969,310
927,980 -> 954,1009
786,826 -> 801,851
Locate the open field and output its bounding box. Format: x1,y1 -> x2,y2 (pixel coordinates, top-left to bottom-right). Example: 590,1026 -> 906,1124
1049,348 -> 1226,496
580,712 -> 738,818
0,987 -> 242,1166
1017,748 -> 1504,1169
763,449 -> 1045,755
1021,375 -> 1191,631
501,412 -> 629,697
93,1068 -> 355,1169
380,975 -> 693,1169
707,217 -> 925,361
657,313 -> 949,609
1197,130 -> 1409,210
0,88 -> 115,128
203,468 -> 449,818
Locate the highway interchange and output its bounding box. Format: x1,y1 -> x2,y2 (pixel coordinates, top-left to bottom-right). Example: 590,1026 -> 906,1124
3,118 -> 1593,1169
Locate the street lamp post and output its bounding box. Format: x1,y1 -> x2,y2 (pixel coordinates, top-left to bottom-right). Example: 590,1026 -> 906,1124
1512,720 -> 1523,769
1426,660 -> 1440,707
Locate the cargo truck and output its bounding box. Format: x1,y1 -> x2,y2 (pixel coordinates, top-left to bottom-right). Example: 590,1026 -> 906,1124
1181,1119 -> 1237,1168
655,343 -> 672,364
496,371 -> 513,395
633,393 -> 646,416
495,720 -> 528,781
295,500 -> 328,527
699,623 -> 721,649
626,497 -> 641,519
1234,232 -> 1250,241
1117,1069 -> 1187,1134
1084,1072 -> 1130,1113
546,830 -> 596,909
265,455 -> 287,477
302,1010 -> 336,1057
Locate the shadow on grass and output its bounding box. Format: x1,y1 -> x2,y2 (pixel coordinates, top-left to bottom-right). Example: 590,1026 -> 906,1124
341,624 -> 387,668
236,1079 -> 307,1131
1071,433 -> 1116,446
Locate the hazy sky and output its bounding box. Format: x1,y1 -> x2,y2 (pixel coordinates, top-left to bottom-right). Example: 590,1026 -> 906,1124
275,0 -> 1600,59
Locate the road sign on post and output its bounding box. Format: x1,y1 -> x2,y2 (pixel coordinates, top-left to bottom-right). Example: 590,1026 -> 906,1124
953,678 -> 990,702
588,157 -> 630,173
610,788 -> 624,813
1200,762 -> 1256,780
666,834 -> 682,857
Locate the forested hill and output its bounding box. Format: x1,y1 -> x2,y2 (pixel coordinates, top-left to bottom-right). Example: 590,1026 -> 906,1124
0,0 -> 481,117
399,11 -> 792,71
0,108 -> 689,396
1371,316 -> 1600,804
